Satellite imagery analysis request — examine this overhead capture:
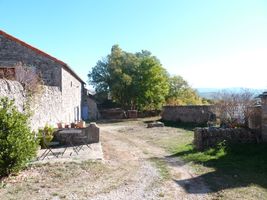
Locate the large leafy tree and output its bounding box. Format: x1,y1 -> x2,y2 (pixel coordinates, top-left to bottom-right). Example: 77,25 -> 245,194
166,75 -> 204,105
88,45 -> 169,110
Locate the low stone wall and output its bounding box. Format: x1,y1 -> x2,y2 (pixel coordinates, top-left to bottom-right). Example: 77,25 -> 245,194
100,108 -> 126,119
54,123 -> 100,145
194,127 -> 259,150
137,110 -> 161,118
161,105 -> 213,124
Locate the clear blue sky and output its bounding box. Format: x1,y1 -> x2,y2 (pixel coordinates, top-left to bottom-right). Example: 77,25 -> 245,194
1,0 -> 267,89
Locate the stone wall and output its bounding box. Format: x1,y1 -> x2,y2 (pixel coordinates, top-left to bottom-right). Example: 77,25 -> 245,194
82,89 -> 100,121
86,97 -> 99,120
54,123 -> 100,145
0,32 -> 84,126
260,92 -> 267,142
248,106 -> 262,130
161,105 -> 213,124
100,108 -> 126,119
194,127 -> 258,150
0,34 -> 62,87
0,79 -> 63,130
30,86 -> 63,130
61,67 -> 82,123
0,79 -> 26,112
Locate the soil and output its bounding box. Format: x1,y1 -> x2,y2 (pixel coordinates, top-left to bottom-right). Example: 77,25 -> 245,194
0,120 -> 211,200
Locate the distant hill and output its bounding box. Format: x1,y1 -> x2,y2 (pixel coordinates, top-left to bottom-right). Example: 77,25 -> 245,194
196,88 -> 265,99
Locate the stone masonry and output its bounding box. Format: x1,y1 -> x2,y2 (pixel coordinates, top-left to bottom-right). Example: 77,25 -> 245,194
161,105 -> 213,125
194,127 -> 258,151
0,32 -> 62,87
0,79 -> 62,130
259,92 -> 267,142
0,30 -> 85,129
54,123 -> 100,145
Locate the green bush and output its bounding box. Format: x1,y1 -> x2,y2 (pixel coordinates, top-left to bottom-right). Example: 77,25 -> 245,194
38,124 -> 55,148
0,97 -> 38,177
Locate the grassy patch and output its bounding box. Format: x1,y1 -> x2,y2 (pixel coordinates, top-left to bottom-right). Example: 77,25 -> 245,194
163,127 -> 267,199
0,161 -> 108,200
149,158 -> 170,180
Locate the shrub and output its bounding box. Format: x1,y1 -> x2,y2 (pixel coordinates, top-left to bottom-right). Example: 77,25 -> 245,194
0,97 -> 38,177
38,124 -> 55,148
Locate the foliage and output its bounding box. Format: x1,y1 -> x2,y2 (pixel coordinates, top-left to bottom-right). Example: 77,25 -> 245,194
0,97 -> 38,177
15,63 -> 43,97
165,75 -> 206,105
161,127 -> 267,198
149,157 -> 170,180
212,89 -> 255,127
88,45 -> 169,110
38,124 -> 55,148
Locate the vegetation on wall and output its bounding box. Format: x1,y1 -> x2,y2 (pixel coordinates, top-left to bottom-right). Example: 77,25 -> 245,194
15,63 -> 44,100
0,97 -> 38,177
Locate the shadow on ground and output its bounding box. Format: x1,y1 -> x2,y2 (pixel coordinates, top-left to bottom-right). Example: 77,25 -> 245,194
159,120 -> 206,131
166,143 -> 267,194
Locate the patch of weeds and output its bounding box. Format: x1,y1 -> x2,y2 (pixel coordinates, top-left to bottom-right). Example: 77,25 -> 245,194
149,158 -> 170,180
51,192 -> 58,196
0,181 -> 6,189
59,194 -> 67,199
143,150 -> 149,155
158,192 -> 165,197
7,186 -> 23,195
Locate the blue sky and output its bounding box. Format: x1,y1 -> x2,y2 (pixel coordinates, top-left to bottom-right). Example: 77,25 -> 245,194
1,0 -> 267,89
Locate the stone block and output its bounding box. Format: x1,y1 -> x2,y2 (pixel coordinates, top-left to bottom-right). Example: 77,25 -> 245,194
127,110 -> 138,118
83,123 -> 100,143
147,121 -> 164,128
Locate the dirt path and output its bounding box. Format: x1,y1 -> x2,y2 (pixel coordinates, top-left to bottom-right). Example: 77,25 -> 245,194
97,123 -> 210,200
0,121 -> 211,200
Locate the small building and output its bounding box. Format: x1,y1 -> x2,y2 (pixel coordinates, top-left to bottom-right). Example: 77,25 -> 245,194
0,30 -> 97,129
82,88 -> 100,121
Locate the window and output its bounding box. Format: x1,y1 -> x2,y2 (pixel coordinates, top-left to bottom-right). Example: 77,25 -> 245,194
0,67 -> 16,80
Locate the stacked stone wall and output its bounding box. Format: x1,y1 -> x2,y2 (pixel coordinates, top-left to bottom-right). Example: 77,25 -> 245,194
0,79 -> 26,112
0,79 -> 63,130
0,34 -> 62,87
61,68 -> 82,123
194,127 -> 258,150
0,33 -> 84,127
161,105 -> 213,124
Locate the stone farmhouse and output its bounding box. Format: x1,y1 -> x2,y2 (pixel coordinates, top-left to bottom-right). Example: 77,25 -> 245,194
0,30 -> 98,129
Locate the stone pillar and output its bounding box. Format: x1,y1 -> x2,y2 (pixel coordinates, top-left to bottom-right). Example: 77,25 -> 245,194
83,122 -> 100,143
248,106 -> 262,130
260,92 -> 267,142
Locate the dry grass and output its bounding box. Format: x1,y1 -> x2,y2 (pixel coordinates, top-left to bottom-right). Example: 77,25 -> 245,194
0,161 -> 111,200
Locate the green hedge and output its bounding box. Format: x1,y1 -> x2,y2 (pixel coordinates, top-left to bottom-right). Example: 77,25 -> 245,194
0,97 -> 38,176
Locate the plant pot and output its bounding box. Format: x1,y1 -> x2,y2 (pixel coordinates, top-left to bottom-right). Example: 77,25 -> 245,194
71,123 -> 76,128
57,123 -> 63,129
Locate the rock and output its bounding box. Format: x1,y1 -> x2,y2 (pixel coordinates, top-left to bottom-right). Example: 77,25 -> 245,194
147,121 -> 164,128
